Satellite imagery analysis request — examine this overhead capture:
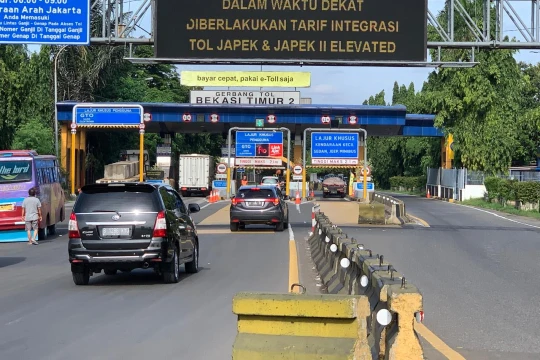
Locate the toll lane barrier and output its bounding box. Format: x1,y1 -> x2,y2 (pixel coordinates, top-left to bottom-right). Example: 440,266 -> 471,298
372,193 -> 407,225
308,206 -> 424,360
232,292 -> 373,359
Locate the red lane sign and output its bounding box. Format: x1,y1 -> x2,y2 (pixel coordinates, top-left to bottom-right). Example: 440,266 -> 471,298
216,163 -> 227,173
210,113 -> 220,123
293,165 -> 302,175
348,115 -> 357,125
144,113 -> 152,122
182,113 -> 192,122
267,114 -> 276,124
321,115 -> 331,124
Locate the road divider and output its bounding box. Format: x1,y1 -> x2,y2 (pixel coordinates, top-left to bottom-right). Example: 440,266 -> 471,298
307,205 -> 425,360
372,193 -> 408,225
232,292 -> 373,359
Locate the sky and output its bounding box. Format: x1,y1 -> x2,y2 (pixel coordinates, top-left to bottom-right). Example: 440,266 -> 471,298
36,0 -> 540,105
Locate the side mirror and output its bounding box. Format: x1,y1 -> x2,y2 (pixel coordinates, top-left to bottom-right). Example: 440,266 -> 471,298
188,203 -> 200,213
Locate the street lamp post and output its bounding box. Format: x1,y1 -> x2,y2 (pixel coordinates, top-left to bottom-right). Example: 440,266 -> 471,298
54,45 -> 68,158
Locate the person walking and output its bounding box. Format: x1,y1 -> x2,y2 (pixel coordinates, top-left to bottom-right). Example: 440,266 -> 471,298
21,188 -> 42,245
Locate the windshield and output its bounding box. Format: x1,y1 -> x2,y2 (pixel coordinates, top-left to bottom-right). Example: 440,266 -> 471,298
74,187 -> 160,213
262,178 -> 278,184
0,160 -> 32,184
237,189 -> 275,199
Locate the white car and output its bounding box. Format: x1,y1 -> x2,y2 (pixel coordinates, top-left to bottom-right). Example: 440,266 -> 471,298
261,176 -> 281,190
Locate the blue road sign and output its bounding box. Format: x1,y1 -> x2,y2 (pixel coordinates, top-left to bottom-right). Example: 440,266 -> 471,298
237,168 -> 245,173
75,107 -> 142,126
0,1 -> 90,45
213,180 -> 227,188
235,131 -> 283,157
355,182 -> 375,191
311,132 -> 359,164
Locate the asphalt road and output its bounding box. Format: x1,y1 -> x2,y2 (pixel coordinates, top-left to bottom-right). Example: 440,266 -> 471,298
0,197 -> 311,360
333,193 -> 540,359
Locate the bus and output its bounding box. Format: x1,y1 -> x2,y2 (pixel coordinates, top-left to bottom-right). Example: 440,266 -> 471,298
0,150 -> 66,242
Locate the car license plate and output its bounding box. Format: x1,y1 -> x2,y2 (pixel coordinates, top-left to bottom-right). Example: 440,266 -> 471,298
0,203 -> 14,211
248,201 -> 262,206
331,190 -> 337,194
190,188 -> 198,191
102,227 -> 130,236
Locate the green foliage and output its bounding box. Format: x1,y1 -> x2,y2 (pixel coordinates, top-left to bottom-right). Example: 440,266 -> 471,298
12,117 -> 54,155
389,176 -> 426,190
484,177 -> 540,205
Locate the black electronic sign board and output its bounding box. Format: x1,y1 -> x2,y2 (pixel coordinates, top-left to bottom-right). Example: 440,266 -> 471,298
155,0 -> 427,63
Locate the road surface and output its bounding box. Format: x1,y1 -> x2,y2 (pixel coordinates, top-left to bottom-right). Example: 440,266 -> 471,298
314,192 -> 540,359
0,197 -> 312,360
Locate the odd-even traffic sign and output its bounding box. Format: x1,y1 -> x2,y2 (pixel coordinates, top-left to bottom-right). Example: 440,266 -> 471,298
311,132 -> 359,165
235,131 -> 283,158
0,1 -> 90,45
74,106 -> 143,126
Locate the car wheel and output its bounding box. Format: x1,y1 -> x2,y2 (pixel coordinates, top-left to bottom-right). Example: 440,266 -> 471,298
230,222 -> 239,232
185,242 -> 199,274
72,268 -> 90,285
104,269 -> 117,275
47,224 -> 56,236
275,220 -> 285,232
162,245 -> 180,284
284,213 -> 289,229
38,224 -> 48,241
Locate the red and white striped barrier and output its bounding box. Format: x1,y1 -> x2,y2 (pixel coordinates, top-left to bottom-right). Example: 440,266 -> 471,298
311,204 -> 320,233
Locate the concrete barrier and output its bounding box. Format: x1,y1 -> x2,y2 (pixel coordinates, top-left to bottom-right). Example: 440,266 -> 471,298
307,208 -> 425,360
358,203 -> 385,225
232,292 -> 373,359
103,161 -> 139,180
372,193 -> 407,225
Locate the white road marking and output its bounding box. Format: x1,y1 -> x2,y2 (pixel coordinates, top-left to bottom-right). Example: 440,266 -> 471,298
296,204 -> 301,213
452,202 -> 540,230
288,223 -> 295,241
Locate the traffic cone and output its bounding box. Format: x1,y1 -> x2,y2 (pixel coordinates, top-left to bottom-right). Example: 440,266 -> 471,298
215,189 -> 221,201
295,191 -> 301,205
310,189 -> 315,198
213,190 -> 218,202
427,188 -> 431,199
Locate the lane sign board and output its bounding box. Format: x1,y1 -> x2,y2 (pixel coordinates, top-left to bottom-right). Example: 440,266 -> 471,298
0,2 -> 91,45
235,131 -> 283,158
216,163 -> 227,173
235,158 -> 282,166
311,132 -> 359,165
213,180 -> 227,188
355,182 -> 375,192
292,175 -> 303,181
190,91 -> 300,105
293,165 -> 303,175
74,105 -> 143,126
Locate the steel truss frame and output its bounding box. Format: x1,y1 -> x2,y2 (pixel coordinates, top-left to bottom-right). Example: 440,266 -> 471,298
92,0 -> 540,67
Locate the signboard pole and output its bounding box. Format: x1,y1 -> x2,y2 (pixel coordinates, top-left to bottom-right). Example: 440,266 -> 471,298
139,132 -> 145,182
303,128 -> 368,201
70,127 -> 76,197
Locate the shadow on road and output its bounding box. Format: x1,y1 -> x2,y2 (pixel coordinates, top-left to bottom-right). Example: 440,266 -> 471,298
88,267 -> 209,286
0,256 -> 26,268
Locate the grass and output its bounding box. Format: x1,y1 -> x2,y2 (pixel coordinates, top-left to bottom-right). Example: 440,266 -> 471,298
461,198 -> 540,220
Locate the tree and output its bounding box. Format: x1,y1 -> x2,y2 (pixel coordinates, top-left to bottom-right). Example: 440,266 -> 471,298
12,117 -> 54,155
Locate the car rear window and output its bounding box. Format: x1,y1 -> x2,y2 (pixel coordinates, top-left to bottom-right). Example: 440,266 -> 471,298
262,178 -> 278,184
237,189 -> 275,199
74,185 -> 161,213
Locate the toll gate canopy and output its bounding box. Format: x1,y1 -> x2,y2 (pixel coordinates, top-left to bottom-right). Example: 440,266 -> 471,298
57,102 -> 443,137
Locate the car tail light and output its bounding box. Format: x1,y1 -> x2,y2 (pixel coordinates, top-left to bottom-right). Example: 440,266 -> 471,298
153,211 -> 167,238
68,212 -> 80,238
250,187 -> 260,191
265,198 -> 280,206
231,198 -> 245,206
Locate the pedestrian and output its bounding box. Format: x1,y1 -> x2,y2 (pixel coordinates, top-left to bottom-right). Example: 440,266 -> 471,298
241,175 -> 248,186
21,188 -> 41,245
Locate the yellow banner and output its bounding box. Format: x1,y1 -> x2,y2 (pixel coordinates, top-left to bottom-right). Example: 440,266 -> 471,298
180,71 -> 311,88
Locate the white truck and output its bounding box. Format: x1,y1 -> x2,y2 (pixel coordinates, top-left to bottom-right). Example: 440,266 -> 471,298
179,154 -> 215,197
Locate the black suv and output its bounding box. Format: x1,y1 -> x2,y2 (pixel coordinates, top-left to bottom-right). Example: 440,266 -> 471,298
230,185 -> 289,232
68,183 -> 201,285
